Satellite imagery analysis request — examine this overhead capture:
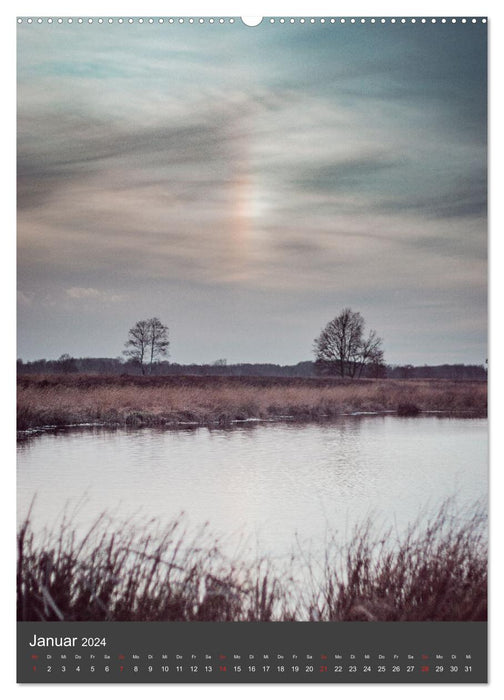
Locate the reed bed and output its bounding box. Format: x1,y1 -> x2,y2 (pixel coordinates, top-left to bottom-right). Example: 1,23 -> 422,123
17,502 -> 487,622
17,375 -> 487,430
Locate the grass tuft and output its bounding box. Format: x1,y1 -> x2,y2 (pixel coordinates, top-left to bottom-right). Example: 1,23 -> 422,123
17,502 -> 487,622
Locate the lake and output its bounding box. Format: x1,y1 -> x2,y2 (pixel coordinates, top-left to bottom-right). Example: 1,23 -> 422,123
17,415 -> 487,559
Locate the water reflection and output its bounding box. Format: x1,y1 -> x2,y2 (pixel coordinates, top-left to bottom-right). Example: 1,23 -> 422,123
17,416 -> 487,559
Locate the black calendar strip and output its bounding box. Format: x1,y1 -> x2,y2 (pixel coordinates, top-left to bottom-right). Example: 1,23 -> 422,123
18,621 -> 487,683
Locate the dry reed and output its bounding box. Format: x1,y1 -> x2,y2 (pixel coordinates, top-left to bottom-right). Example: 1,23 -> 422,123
17,375 -> 487,430
17,501 -> 487,622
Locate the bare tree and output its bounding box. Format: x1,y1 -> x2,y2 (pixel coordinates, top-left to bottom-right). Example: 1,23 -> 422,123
147,317 -> 170,372
314,308 -> 384,378
124,318 -> 169,374
357,329 -> 384,377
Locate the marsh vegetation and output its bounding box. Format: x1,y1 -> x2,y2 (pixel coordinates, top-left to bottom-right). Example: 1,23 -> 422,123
17,502 -> 487,622
17,374 -> 487,431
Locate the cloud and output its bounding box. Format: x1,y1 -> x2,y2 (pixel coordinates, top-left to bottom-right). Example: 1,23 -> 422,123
16,21 -> 487,364
378,173 -> 487,220
66,287 -> 101,299
66,287 -> 123,303
290,153 -> 406,193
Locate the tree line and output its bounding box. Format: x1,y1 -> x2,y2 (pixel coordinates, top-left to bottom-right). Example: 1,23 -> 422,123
17,357 -> 486,381
17,308 -> 487,381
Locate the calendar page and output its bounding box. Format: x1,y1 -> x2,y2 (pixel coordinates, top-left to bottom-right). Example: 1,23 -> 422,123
16,14 -> 488,684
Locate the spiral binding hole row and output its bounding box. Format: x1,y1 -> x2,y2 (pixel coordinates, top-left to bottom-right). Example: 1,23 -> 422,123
17,17 -> 488,26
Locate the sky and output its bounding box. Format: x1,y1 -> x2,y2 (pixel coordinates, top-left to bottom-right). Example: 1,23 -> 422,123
17,18 -> 487,366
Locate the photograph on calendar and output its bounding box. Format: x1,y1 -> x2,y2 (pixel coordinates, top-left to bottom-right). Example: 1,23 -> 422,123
17,16 -> 487,632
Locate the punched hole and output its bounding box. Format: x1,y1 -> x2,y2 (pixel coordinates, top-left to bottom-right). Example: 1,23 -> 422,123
241,17 -> 263,27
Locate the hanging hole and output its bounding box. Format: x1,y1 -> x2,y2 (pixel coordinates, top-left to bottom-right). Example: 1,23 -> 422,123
241,17 -> 263,27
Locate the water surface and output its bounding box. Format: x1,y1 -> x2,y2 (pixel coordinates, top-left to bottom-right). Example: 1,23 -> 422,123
17,416 -> 487,558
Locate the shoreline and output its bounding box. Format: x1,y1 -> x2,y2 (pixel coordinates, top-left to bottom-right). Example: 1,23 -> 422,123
17,374 -> 488,433
17,408 -> 486,441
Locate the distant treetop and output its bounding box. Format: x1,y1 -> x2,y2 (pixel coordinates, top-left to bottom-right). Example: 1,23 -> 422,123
314,308 -> 384,378
123,317 -> 169,375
